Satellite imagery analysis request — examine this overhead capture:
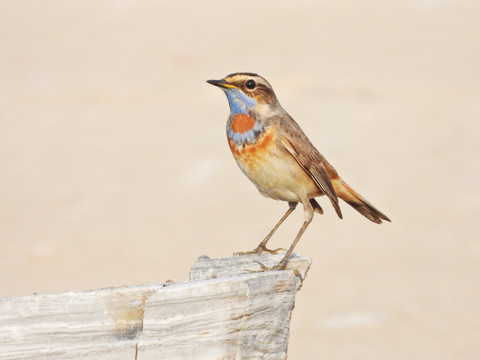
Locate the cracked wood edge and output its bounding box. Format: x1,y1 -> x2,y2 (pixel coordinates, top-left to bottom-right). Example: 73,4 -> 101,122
0,253 -> 312,360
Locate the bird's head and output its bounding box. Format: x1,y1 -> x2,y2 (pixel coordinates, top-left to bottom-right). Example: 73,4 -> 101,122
207,73 -> 280,117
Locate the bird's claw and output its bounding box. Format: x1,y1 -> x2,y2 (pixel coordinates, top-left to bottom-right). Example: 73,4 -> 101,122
234,246 -> 286,256
242,260 -> 284,274
263,247 -> 287,255
242,260 -> 305,289
254,260 -> 286,271
234,249 -> 258,256
252,261 -> 305,288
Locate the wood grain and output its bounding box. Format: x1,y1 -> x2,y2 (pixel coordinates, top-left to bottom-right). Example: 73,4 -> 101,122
0,253 -> 311,360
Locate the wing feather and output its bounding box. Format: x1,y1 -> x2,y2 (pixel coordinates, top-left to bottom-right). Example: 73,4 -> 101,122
278,116 -> 343,219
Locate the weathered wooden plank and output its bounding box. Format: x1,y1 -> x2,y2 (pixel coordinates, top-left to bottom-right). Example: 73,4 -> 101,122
0,253 -> 311,360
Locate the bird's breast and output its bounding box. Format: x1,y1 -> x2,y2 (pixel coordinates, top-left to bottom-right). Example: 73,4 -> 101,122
228,126 -> 275,162
227,125 -> 320,202
226,114 -> 263,144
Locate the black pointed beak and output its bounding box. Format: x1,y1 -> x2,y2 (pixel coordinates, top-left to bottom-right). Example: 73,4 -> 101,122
206,79 -> 234,89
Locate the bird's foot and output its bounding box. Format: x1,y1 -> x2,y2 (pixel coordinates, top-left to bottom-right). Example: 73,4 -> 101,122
234,245 -> 286,256
242,260 -> 285,274
252,259 -> 305,288
262,247 -> 287,254
255,258 -> 287,271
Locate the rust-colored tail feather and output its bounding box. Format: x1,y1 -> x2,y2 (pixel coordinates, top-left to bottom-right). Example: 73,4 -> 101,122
333,179 -> 391,224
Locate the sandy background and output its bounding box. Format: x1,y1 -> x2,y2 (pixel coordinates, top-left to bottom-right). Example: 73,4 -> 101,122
1,1 -> 479,359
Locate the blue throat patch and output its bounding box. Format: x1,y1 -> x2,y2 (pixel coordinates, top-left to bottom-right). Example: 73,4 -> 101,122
223,88 -> 263,144
223,88 -> 258,115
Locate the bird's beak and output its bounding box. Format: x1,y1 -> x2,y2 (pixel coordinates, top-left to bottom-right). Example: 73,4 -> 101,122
206,79 -> 236,89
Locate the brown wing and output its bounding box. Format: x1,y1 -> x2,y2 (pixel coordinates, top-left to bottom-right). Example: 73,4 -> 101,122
277,114 -> 343,219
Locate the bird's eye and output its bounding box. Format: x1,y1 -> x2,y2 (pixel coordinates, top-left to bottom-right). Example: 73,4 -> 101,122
245,79 -> 256,90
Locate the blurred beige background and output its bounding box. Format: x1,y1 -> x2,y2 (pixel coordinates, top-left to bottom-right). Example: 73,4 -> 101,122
1,1 -> 479,359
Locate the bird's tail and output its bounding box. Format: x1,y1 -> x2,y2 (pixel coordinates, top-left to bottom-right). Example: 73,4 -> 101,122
333,179 -> 391,224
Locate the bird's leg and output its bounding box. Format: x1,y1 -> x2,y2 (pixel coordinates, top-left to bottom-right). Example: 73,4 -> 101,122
258,200 -> 314,270
235,202 -> 297,256
255,201 -> 298,254
273,217 -> 312,270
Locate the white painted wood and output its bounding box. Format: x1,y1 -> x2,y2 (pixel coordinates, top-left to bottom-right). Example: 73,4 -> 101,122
0,253 -> 311,360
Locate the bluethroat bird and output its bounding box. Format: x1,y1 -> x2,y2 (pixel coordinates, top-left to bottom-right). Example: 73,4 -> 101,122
207,73 -> 390,270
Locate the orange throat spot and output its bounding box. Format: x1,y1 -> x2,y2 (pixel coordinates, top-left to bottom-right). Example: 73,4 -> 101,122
230,114 -> 255,133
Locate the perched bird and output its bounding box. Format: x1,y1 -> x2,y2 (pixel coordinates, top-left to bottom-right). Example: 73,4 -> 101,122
207,73 -> 390,270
